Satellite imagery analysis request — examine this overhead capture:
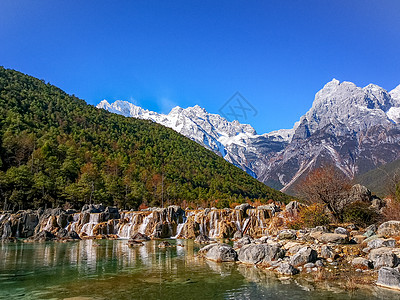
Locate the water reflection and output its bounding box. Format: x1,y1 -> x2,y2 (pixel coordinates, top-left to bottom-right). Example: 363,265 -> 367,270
0,240 -> 399,299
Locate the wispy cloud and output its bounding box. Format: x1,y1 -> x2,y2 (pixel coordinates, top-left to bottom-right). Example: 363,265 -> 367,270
159,97 -> 177,114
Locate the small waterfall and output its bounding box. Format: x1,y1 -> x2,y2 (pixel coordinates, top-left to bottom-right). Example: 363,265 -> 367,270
43,217 -> 54,231
172,216 -> 187,238
0,205 -> 276,240
67,213 -> 81,232
118,223 -> 133,239
138,213 -> 153,234
81,213 -> 101,236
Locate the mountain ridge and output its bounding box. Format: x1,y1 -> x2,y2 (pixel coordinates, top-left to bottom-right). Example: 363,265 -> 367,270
0,67 -> 290,211
98,79 -> 400,194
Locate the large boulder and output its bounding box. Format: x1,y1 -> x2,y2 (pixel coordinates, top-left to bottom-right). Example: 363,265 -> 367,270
276,262 -> 299,275
369,248 -> 398,269
367,238 -> 396,250
284,201 -> 302,215
349,184 -> 372,203
320,245 -> 336,259
235,203 -> 253,212
334,227 -> 348,235
377,267 -> 400,290
290,246 -> 317,267
82,204 -> 105,214
351,257 -> 372,269
278,230 -> 297,240
199,243 -> 238,262
104,206 -> 120,220
57,213 -> 69,229
57,229 -> 81,240
238,244 -> 285,264
318,233 -> 349,244
378,221 -> 400,237
234,235 -> 253,248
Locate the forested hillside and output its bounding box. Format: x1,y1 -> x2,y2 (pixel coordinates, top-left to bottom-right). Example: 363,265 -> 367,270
0,67 -> 290,210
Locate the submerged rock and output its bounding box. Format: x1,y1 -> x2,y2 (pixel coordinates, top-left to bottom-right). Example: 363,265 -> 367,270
158,241 -> 172,248
131,232 -> 150,241
128,240 -> 144,247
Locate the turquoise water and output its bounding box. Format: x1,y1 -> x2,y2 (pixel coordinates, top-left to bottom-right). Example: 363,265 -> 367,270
0,239 -> 398,299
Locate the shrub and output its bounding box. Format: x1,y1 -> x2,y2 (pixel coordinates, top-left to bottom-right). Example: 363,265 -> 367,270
287,203 -> 330,229
342,201 -> 377,226
301,203 -> 331,227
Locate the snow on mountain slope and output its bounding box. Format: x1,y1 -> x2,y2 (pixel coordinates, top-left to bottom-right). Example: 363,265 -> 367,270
97,79 -> 400,194
97,100 -> 289,177
259,79 -> 400,192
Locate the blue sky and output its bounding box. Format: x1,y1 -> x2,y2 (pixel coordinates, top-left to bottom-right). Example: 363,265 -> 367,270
1,1 -> 400,133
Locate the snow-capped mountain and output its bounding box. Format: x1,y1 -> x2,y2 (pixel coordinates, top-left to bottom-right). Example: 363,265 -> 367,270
258,79 -> 400,192
97,100 -> 291,176
97,79 -> 400,194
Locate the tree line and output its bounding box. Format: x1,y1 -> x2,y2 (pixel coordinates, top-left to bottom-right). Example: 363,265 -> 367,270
0,67 -> 290,211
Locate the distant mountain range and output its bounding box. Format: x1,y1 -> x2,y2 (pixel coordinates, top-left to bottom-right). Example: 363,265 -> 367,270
97,79 -> 400,195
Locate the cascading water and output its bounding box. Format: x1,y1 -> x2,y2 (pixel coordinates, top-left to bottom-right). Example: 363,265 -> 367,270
81,213 -> 101,236
0,205 -> 277,240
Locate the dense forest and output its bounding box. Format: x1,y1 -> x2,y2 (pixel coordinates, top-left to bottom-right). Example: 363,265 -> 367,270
0,67 -> 290,211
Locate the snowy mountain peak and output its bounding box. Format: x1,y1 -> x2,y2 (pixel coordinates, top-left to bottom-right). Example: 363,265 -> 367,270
97,78 -> 400,193
96,100 -> 260,161
390,84 -> 400,104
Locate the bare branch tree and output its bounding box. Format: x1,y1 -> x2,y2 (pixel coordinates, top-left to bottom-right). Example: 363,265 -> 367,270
296,165 -> 352,221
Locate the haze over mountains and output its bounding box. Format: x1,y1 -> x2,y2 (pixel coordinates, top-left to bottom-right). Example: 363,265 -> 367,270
98,80 -> 400,194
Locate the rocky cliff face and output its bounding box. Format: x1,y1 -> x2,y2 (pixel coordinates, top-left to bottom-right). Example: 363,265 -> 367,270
97,80 -> 400,193
259,80 -> 400,192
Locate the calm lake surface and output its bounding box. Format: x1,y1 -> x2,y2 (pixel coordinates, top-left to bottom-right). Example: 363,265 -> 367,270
0,239 -> 399,299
